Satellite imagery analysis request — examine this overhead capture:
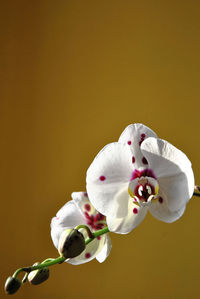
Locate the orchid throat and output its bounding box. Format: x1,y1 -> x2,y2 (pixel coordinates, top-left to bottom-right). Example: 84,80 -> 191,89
128,169 -> 159,207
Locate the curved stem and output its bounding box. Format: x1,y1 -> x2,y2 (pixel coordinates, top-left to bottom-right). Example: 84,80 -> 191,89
85,227 -> 109,245
13,256 -> 65,278
12,226 -> 110,280
75,224 -> 94,239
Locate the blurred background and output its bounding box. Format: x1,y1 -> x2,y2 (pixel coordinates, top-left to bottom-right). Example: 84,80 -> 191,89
1,1 -> 200,298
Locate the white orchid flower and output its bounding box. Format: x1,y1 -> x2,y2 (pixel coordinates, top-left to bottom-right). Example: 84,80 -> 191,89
86,123 -> 194,234
51,192 -> 111,264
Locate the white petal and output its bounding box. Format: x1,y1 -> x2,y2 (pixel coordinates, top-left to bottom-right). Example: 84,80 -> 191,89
96,235 -> 112,263
50,200 -> 86,248
118,123 -> 158,169
68,234 -> 106,265
51,220 -> 66,249
149,192 -> 186,223
141,137 -> 194,211
86,142 -> 134,218
71,191 -> 96,217
106,199 -> 148,234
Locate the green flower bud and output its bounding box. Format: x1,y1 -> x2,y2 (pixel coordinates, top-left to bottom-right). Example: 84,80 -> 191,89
4,276 -> 21,295
28,262 -> 49,285
58,228 -> 85,259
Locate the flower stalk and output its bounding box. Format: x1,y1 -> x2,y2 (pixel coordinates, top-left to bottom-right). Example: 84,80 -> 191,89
5,225 -> 109,295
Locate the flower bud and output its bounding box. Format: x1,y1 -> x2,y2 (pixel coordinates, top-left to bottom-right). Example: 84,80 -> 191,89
28,262 -> 49,285
58,228 -> 85,259
4,276 -> 21,294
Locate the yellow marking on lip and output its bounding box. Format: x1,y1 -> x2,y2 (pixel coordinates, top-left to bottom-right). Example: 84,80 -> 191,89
155,184 -> 159,195
128,188 -> 140,206
128,187 -> 134,198
152,196 -> 159,202
133,200 -> 140,207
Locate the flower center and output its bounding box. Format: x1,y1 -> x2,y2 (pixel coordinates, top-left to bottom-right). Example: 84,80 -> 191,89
128,175 -> 159,207
84,212 -> 106,231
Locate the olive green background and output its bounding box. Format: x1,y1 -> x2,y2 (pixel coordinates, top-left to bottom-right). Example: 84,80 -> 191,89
1,1 -> 200,298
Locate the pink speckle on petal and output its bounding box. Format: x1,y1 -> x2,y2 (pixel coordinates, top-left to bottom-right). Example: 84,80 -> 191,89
99,176 -> 106,181
84,204 -> 91,211
85,253 -> 91,259
159,197 -> 163,203
133,208 -> 138,214
142,157 -> 148,164
56,217 -> 59,220
132,156 -> 135,163
127,140 -> 132,145
97,236 -> 101,240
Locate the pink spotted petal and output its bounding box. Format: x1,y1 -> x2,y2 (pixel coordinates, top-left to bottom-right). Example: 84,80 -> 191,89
96,235 -> 112,263
149,190 -> 186,223
51,205 -> 111,265
106,199 -> 148,234
71,192 -> 96,217
68,234 -> 106,265
87,142 -> 134,218
118,123 -> 158,169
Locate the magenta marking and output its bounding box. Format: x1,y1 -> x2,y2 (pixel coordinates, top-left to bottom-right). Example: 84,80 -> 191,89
84,204 -> 91,211
130,169 -> 156,181
142,157 -> 148,164
133,208 -> 138,214
127,140 -> 132,145
99,175 -> 106,181
158,197 -> 163,203
132,156 -> 135,163
85,253 -> 91,259
84,192 -> 88,197
97,236 -> 101,240
94,213 -> 105,221
139,133 -> 146,146
85,212 -> 105,230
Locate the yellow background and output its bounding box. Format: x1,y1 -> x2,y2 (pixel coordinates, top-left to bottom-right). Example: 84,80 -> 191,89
1,1 -> 200,298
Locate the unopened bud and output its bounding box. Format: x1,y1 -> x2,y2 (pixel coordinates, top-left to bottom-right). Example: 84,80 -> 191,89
58,229 -> 85,258
4,276 -> 21,295
28,262 -> 49,285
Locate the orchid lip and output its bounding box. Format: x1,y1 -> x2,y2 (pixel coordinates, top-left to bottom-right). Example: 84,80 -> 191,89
133,194 -> 155,207
128,174 -> 159,207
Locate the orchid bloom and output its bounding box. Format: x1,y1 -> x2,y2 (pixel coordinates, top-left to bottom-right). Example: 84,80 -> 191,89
51,192 -> 111,264
86,123 -> 194,234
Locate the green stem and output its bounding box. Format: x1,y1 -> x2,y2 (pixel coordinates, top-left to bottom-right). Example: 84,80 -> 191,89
75,224 -> 94,238
13,256 -> 65,278
12,226 -> 109,279
85,227 -> 109,245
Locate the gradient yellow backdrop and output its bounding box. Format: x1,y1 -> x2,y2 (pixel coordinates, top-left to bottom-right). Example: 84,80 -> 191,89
1,1 -> 200,298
